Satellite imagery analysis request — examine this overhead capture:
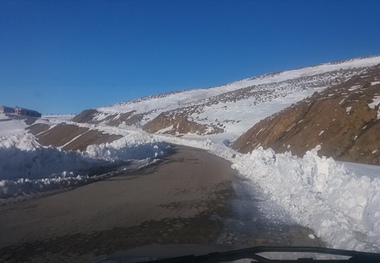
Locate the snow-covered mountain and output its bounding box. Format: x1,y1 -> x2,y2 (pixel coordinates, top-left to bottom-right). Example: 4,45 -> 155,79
233,64 -> 380,165
74,56 -> 380,143
2,55 -> 380,252
20,55 -> 380,164
0,113 -> 169,200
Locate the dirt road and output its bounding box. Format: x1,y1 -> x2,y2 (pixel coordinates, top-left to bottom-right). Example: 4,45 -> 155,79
0,144 -> 323,263
0,145 -> 237,262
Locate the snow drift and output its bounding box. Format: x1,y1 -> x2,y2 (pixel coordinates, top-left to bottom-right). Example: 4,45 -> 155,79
0,132 -> 169,199
2,56 -> 380,253
231,146 -> 380,252
154,134 -> 380,252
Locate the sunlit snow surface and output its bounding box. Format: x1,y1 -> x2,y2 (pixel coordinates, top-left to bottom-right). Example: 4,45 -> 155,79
95,56 -> 380,140
1,56 -> 380,252
0,115 -> 170,201
156,135 -> 380,252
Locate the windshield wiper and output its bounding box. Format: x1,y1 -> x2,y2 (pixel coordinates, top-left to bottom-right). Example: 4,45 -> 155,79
142,246 -> 380,263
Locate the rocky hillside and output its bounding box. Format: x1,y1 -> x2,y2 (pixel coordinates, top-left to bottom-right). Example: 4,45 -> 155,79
26,121 -> 121,151
232,65 -> 380,164
72,56 -> 380,139
20,55 -> 380,165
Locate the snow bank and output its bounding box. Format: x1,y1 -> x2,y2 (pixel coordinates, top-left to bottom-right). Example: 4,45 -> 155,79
2,113 -> 380,252
155,135 -> 380,252
0,132 -> 169,199
231,146 -> 380,252
0,118 -> 27,136
0,133 -> 108,181
0,174 -> 104,200
86,134 -> 168,161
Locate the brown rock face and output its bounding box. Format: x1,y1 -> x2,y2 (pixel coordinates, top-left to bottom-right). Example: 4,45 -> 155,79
233,66 -> 380,165
68,57 -> 379,137
143,112 -> 224,135
73,109 -> 144,127
28,123 -> 122,151
72,109 -> 99,123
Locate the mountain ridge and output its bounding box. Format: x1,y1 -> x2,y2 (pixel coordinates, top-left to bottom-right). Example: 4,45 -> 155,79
73,55 -> 380,139
27,54 -> 380,164
232,64 -> 380,164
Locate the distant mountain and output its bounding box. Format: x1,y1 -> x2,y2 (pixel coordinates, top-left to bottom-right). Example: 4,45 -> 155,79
232,64 -> 380,164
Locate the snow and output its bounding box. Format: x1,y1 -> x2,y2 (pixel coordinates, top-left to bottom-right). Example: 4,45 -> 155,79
192,88 -> 323,140
348,85 -> 361,91
94,56 -> 380,137
151,135 -> 380,252
368,95 -> 380,120
0,116 -> 170,200
42,114 -> 75,122
156,124 -> 174,134
2,56 -> 380,252
231,146 -> 380,252
337,161 -> 380,179
0,116 -> 27,136
368,96 -> 380,110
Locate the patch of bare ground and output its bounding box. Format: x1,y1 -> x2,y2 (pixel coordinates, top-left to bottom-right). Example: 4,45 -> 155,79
68,64 -> 371,136
72,109 -> 100,123
233,65 -> 380,164
28,123 -> 122,151
143,112 -> 224,135
72,109 -> 144,127
27,123 -> 50,135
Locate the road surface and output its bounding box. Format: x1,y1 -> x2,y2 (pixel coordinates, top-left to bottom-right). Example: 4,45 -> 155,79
0,144 -> 322,262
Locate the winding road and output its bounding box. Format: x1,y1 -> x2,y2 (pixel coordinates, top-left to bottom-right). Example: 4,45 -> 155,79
0,144 -> 322,263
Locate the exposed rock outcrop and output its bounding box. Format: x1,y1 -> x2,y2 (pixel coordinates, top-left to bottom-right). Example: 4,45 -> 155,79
72,109 -> 99,123
72,109 -> 144,127
233,66 -> 380,164
70,57 -> 380,137
143,112 -> 224,135
28,123 -> 122,151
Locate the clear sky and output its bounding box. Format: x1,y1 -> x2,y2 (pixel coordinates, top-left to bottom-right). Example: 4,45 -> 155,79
1,0 -> 380,114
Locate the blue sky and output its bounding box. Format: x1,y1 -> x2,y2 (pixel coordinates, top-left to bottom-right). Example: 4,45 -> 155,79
1,0 -> 380,114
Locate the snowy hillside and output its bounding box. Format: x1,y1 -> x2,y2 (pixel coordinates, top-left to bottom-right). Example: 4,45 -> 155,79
3,113 -> 380,252
69,55 -> 380,252
232,64 -> 380,164
2,55 -> 380,254
74,56 -> 380,141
